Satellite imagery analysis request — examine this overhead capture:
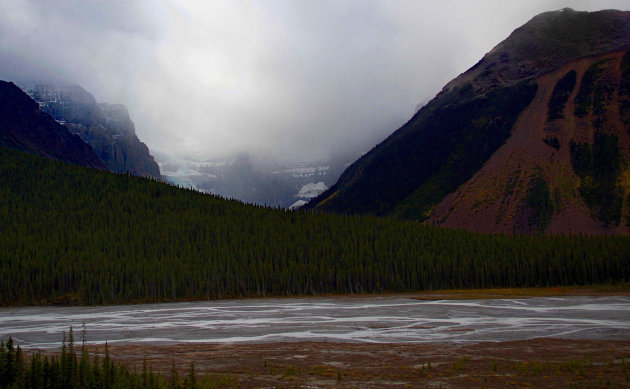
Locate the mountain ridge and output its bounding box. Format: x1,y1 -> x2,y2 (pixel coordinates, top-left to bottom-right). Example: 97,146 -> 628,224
307,8 -> 630,234
0,81 -> 105,169
23,82 -> 161,179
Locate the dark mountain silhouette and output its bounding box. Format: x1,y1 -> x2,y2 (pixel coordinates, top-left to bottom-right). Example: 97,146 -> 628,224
0,81 -> 105,169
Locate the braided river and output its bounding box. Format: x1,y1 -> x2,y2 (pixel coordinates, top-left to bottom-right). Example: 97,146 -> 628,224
1,295 -> 629,349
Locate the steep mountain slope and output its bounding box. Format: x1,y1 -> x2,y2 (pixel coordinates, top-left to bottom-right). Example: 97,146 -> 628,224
0,81 -> 105,169
23,83 -> 161,179
307,8 -> 630,234
430,51 -> 630,233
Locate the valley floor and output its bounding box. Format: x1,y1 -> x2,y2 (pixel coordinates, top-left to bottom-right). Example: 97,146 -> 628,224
93,338 -> 630,388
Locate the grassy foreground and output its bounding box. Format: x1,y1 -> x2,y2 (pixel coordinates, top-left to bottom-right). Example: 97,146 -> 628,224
104,340 -> 629,389
3,333 -> 629,388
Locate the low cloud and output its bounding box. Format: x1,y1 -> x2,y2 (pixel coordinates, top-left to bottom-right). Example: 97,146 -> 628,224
0,0 -> 627,162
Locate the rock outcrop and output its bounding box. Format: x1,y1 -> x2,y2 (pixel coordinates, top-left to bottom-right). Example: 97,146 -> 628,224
24,83 -> 161,179
0,81 -> 105,169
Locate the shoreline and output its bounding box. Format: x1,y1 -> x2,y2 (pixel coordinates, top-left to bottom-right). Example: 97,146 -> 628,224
4,284 -> 630,308
408,285 -> 630,300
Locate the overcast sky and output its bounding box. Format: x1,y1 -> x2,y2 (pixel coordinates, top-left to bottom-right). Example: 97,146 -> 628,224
0,0 -> 628,162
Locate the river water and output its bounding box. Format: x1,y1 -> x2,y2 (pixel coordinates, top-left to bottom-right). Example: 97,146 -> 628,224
1,296 -> 629,349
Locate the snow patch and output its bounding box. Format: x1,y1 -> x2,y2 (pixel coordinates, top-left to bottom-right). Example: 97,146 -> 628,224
296,181 -> 328,199
289,200 -> 308,210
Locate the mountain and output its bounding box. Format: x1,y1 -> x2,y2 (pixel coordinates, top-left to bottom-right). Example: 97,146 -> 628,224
22,83 -> 161,179
307,8 -> 630,234
158,150 -> 355,208
0,81 -> 105,169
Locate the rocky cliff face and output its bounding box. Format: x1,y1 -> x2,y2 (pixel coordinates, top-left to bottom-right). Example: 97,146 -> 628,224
308,8 -> 630,234
23,83 -> 161,179
0,81 -> 105,169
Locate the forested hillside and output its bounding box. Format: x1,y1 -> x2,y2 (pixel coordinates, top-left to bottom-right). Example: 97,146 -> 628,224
1,147 -> 629,306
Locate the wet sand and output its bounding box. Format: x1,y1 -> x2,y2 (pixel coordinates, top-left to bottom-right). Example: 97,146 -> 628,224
93,338 -> 630,388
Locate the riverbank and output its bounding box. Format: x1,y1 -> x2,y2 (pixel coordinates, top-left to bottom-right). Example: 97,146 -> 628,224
307,284 -> 630,301
408,284 -> 630,300
93,338 -> 630,388
9,283 -> 629,307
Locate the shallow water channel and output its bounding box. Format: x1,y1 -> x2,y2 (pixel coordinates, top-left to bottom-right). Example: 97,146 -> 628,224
1,295 -> 629,349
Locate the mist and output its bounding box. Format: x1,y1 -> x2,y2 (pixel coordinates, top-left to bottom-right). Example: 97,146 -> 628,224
0,0 -> 628,163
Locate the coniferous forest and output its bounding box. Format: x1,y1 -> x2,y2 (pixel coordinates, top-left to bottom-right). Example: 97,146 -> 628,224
0,329 -> 236,389
1,146 -> 629,306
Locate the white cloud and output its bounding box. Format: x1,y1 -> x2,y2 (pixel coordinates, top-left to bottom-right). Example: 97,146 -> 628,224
0,0 -> 627,161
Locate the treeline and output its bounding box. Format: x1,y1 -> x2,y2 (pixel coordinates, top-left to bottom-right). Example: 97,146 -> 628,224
1,146 -> 629,305
0,329 -> 236,389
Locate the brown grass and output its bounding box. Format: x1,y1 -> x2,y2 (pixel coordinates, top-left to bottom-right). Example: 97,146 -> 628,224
92,338 -> 630,388
409,284 -> 630,301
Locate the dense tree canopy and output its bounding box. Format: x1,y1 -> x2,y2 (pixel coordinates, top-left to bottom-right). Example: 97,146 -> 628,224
1,147 -> 629,306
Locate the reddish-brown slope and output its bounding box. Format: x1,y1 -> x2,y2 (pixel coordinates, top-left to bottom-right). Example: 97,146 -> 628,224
430,51 -> 630,234
308,9 -> 630,232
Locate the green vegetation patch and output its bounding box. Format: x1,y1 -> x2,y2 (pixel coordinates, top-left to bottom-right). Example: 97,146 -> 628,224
619,51 -> 630,128
570,140 -> 593,178
1,147 -> 630,306
547,70 -> 576,122
543,136 -> 560,150
620,51 -> 630,97
526,173 -> 555,232
570,132 -> 624,225
574,60 -> 609,118
620,100 -> 630,130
